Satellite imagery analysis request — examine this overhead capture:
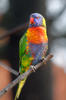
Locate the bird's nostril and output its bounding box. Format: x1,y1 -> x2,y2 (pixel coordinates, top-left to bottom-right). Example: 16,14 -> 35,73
30,17 -> 34,24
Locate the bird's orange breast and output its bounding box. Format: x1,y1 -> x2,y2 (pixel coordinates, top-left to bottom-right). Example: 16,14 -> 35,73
26,27 -> 48,44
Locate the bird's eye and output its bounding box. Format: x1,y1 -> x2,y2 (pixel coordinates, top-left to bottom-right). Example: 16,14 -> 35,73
36,17 -> 40,19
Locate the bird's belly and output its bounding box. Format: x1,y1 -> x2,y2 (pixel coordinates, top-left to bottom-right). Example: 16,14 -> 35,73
29,43 -> 47,65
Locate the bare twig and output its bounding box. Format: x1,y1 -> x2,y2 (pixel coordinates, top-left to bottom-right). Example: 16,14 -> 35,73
0,22 -> 28,40
0,62 -> 19,76
0,54 -> 53,97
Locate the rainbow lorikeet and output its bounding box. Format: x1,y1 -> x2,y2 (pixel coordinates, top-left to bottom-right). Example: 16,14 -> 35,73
15,13 -> 48,100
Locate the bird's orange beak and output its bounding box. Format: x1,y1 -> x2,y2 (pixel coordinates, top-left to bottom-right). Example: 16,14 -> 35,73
30,17 -> 34,24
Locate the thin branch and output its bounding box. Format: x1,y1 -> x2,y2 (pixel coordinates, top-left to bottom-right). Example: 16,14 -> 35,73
0,62 -> 19,76
0,54 -> 53,97
0,22 -> 28,40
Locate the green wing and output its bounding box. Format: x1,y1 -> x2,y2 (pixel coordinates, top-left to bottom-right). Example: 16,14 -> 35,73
19,33 -> 27,72
19,33 -> 33,74
19,33 -> 27,60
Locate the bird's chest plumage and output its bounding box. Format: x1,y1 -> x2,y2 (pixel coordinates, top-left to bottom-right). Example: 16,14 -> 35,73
26,27 -> 48,44
25,27 -> 48,65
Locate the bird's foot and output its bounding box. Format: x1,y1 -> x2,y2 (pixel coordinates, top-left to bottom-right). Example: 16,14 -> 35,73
43,58 -> 47,64
30,65 -> 36,72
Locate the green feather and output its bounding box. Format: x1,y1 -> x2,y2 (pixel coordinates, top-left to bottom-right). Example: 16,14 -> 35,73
14,78 -> 26,100
19,32 -> 33,74
19,33 -> 27,61
15,33 -> 32,100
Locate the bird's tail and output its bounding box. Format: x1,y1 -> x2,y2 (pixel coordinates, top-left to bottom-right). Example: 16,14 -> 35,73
14,78 -> 26,100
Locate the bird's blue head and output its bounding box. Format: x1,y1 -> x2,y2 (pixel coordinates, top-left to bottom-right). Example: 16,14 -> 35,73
29,13 -> 46,27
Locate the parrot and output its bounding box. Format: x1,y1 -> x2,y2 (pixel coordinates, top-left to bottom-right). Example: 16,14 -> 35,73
15,13 -> 48,100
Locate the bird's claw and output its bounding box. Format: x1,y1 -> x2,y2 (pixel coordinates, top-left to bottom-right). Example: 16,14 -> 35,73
30,65 -> 36,72
43,58 -> 47,64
